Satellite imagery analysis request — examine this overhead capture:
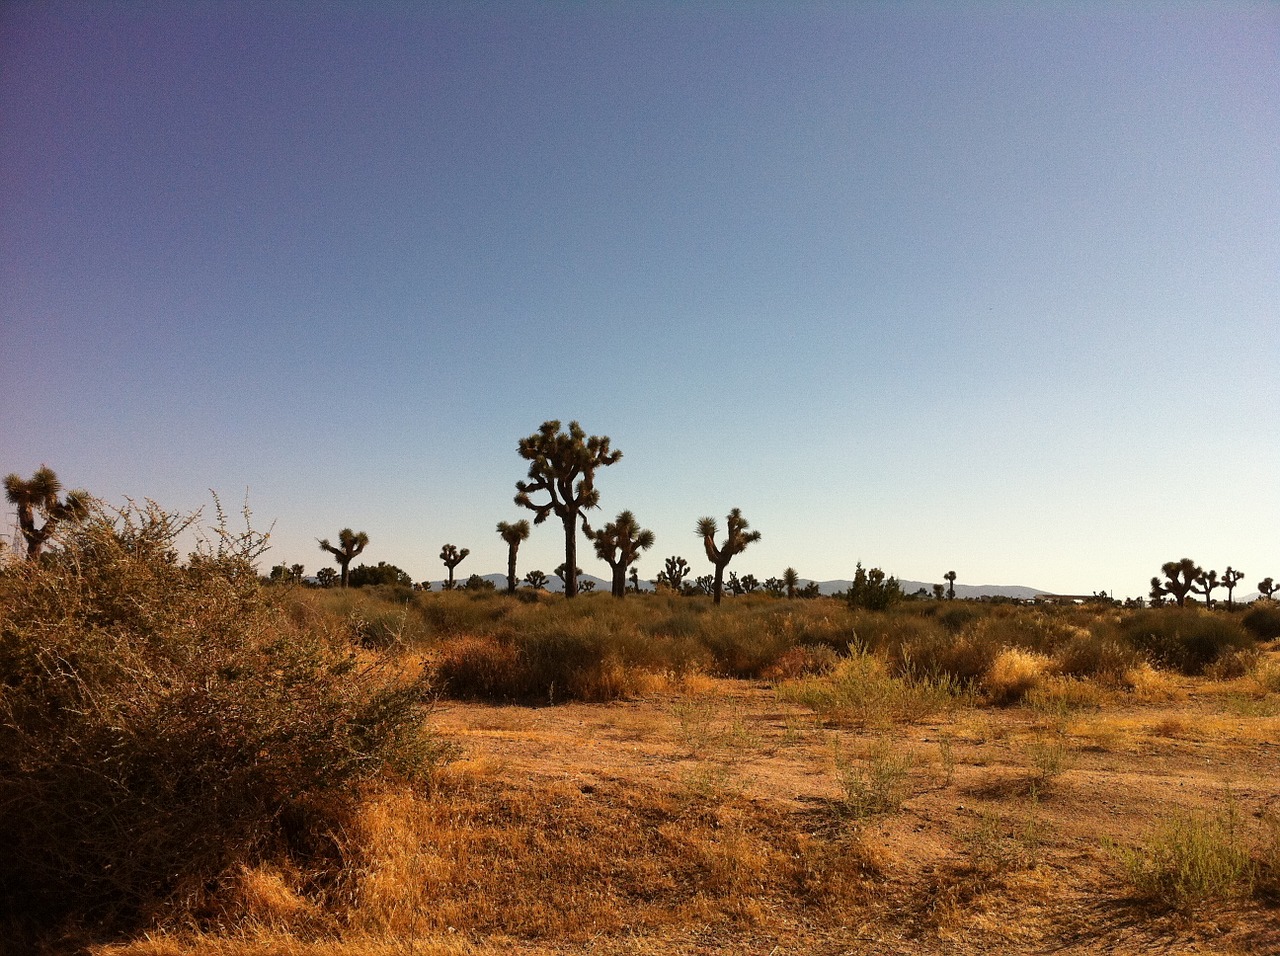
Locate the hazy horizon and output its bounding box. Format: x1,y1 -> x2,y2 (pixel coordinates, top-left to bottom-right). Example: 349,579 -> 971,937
3,2 -> 1276,599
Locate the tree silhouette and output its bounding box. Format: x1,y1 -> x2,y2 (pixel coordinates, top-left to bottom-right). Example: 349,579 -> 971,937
1191,568 -> 1219,608
655,555 -> 691,593
583,510 -> 655,598
316,567 -> 337,588
496,520 -> 532,594
782,567 -> 799,599
740,573 -> 760,594
696,508 -> 761,605
629,567 -> 640,593
439,544 -> 470,590
554,562 -> 586,590
1259,578 -> 1277,601
932,583 -> 946,600
944,571 -> 957,600
524,569 -> 548,591
317,528 -> 368,588
515,420 -> 622,599
4,466 -> 89,560
1221,567 -> 1245,609
1151,558 -> 1201,607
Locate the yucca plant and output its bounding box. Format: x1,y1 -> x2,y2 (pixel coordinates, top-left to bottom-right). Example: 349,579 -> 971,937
496,520 -> 531,593
439,543 -> 470,590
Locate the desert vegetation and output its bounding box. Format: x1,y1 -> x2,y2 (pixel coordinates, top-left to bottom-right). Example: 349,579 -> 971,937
2,458 -> 1277,954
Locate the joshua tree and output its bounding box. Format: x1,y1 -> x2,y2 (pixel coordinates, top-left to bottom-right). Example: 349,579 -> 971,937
629,567 -> 640,593
583,510 -> 655,598
696,508 -> 762,605
4,466 -> 90,560
515,420 -> 622,599
318,528 -> 368,588
524,569 -> 548,591
1221,567 -> 1245,609
782,567 -> 800,599
944,570 -> 957,600
289,563 -> 305,582
932,583 -> 946,600
1191,568 -> 1219,608
1259,577 -> 1277,601
656,555 -> 691,593
439,544 -> 470,590
554,562 -> 585,590
1151,558 -> 1201,607
496,519 -> 532,593
316,567 -> 337,588
740,573 -> 760,594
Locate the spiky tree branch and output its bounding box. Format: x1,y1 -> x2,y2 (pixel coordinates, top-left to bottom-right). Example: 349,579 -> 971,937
514,420 -> 621,599
1191,568 -> 1219,608
1221,567 -> 1244,609
1151,558 -> 1201,607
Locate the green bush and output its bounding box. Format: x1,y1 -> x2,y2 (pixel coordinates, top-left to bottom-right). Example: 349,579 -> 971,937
1119,609 -> 1255,675
0,501 -> 443,928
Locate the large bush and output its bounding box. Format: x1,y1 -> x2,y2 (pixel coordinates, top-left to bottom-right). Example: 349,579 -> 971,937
0,501 -> 443,928
1118,609 -> 1254,675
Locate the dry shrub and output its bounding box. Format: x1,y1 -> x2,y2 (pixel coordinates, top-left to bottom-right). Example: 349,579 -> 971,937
885,617 -> 999,685
1119,609 -> 1254,675
1054,627 -> 1140,683
1203,647 -> 1261,681
0,500 -> 444,930
982,648 -> 1050,705
760,643 -> 839,681
1124,663 -> 1180,702
431,635 -> 522,700
778,649 -> 962,726
1242,604 -> 1280,641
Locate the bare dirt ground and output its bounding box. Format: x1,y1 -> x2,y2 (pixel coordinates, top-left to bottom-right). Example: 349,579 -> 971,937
421,670 -> 1280,956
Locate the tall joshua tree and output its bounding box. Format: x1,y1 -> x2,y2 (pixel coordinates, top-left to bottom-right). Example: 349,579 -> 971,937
1191,568 -> 1219,608
584,510 -> 655,598
440,544 -> 470,590
496,520 -> 531,593
318,528 -> 368,588
696,508 -> 761,605
944,570 -> 957,600
1151,558 -> 1201,607
515,420 -> 621,599
1221,567 -> 1244,609
4,466 -> 90,561
1259,578 -> 1277,601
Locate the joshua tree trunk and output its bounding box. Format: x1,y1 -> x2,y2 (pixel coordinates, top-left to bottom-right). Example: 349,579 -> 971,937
562,514 -> 579,598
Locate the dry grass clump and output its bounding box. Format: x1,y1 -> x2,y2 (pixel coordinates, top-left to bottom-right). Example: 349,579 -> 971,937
1123,662 -> 1181,702
982,648 -> 1051,705
778,648 -> 963,726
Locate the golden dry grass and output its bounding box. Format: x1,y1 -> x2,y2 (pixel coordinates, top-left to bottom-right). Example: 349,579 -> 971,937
83,655 -> 1280,956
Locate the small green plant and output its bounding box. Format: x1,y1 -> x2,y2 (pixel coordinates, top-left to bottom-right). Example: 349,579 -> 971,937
779,648 -> 963,726
1108,799 -> 1255,908
832,735 -> 915,818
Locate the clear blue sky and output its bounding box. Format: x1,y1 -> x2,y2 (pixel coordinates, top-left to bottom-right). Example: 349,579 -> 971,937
3,1 -> 1277,597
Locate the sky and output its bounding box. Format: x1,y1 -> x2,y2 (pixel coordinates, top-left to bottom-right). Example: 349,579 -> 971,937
2,1 -> 1277,597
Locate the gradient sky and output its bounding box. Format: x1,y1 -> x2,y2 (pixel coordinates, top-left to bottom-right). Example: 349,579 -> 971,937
2,1 -> 1277,597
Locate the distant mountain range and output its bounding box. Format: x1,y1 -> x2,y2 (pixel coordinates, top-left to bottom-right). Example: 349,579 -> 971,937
420,572 -> 1048,600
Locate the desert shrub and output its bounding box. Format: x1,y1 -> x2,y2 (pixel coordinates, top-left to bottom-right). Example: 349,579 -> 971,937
413,589 -> 517,640
1119,609 -> 1254,675
936,603 -> 982,633
696,611 -> 793,678
778,649 -> 963,726
983,648 -> 1050,705
1109,800 -> 1254,908
0,501 -> 443,928
1242,604 -> 1280,641
1054,626 -> 1141,682
886,618 -> 999,685
761,644 -> 840,681
432,634 -> 523,699
1203,647 -> 1262,681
